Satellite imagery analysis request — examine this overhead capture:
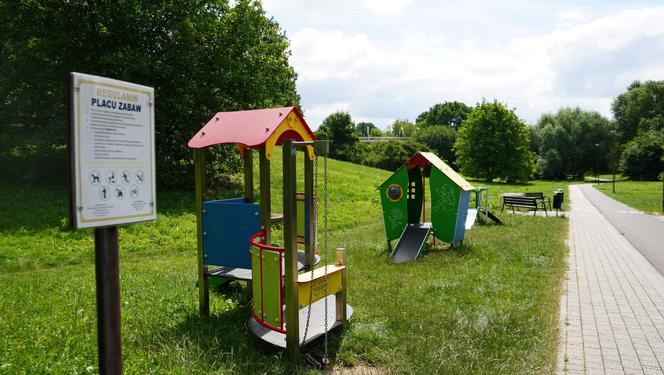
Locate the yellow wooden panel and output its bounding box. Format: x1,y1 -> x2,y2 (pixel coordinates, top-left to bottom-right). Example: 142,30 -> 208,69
297,266 -> 344,308
264,111 -> 315,160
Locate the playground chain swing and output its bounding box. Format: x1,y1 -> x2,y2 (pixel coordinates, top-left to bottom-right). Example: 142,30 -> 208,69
187,107 -> 351,360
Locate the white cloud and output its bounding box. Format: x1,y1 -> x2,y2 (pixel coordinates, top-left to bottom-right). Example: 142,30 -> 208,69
273,3 -> 664,128
365,0 -> 413,16
302,101 -> 351,129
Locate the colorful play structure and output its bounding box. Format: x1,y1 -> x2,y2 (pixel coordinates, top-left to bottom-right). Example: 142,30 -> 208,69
379,152 -> 501,263
188,107 -> 351,358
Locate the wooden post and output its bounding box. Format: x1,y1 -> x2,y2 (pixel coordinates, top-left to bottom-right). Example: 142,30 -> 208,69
244,149 -> 254,203
243,148 -> 254,297
304,154 -> 314,268
94,226 -> 122,375
335,248 -> 347,328
282,140 -> 300,358
259,146 -> 271,244
194,149 -> 209,316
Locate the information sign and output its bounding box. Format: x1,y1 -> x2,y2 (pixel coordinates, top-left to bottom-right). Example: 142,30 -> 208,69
70,73 -> 156,228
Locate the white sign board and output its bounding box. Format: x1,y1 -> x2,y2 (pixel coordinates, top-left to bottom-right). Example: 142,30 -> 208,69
70,72 -> 156,229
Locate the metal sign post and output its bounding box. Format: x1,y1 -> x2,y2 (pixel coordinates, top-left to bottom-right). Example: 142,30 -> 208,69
69,72 -> 156,374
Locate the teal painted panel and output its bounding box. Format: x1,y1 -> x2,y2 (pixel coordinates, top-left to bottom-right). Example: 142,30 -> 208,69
379,167 -> 409,241
430,167 -> 461,243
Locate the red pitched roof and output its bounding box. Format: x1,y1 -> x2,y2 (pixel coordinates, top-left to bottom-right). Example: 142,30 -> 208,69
187,106 -> 315,149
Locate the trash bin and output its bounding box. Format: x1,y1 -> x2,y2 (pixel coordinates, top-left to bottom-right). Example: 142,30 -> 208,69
553,189 -> 564,215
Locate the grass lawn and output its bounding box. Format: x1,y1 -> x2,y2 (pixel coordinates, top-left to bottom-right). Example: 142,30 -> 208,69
595,180 -> 663,215
0,150 -> 571,374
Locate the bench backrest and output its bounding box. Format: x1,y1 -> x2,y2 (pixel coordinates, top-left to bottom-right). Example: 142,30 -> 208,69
502,196 -> 538,207
524,192 -> 544,199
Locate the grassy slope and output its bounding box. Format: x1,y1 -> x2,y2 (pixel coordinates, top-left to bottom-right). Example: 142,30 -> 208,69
0,150 -> 569,374
595,181 -> 663,215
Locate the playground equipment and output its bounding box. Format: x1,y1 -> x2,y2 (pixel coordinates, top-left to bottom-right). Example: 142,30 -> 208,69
473,186 -> 503,225
187,107 -> 351,358
378,152 -> 500,263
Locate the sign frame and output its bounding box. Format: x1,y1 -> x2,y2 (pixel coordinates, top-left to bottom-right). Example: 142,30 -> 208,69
69,72 -> 156,229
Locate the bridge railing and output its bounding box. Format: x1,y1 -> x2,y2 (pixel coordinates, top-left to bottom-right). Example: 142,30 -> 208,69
358,136 -> 412,143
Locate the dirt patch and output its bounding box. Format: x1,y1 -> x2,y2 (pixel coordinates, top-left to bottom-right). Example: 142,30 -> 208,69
332,364 -> 390,375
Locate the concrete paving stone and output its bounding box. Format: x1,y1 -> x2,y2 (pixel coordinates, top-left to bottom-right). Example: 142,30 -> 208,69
643,367 -> 664,375
622,360 -> 645,369
603,360 -> 623,369
605,369 -> 628,375
624,368 -> 646,375
558,186 -> 664,374
639,358 -> 662,369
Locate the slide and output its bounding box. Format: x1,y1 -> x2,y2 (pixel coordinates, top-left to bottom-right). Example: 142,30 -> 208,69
482,210 -> 503,225
392,223 -> 432,263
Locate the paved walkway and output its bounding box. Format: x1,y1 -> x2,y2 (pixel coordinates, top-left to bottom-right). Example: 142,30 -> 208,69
580,184 -> 664,276
558,185 -> 664,374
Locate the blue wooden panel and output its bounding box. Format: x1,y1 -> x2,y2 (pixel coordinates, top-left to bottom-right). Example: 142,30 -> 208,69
203,199 -> 260,269
453,191 -> 471,243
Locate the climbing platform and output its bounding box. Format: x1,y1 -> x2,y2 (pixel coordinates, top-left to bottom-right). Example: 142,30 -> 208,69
392,223 -> 432,263
247,295 -> 353,348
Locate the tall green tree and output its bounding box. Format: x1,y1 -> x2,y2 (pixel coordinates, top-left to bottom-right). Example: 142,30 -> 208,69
390,119 -> 417,137
454,100 -> 534,181
356,121 -> 377,137
414,126 -> 457,166
612,80 -> 664,142
0,0 -> 299,187
533,108 -> 613,179
619,130 -> 664,181
416,101 -> 472,129
611,80 -> 664,180
315,112 -> 359,161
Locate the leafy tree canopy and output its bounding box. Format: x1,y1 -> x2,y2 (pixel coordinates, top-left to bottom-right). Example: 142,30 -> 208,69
612,80 -> 664,142
389,119 -> 417,137
416,101 -> 472,129
315,111 -> 359,161
533,107 -> 613,179
619,129 -> 664,181
414,125 -> 457,167
356,121 -> 377,137
362,141 -> 430,171
0,0 -> 299,187
454,100 -> 534,182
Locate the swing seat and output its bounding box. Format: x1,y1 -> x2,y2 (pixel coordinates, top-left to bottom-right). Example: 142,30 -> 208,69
297,265 -> 345,308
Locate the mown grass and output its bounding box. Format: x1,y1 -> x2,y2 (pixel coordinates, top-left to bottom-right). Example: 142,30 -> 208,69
595,180 -> 663,214
0,149 -> 570,374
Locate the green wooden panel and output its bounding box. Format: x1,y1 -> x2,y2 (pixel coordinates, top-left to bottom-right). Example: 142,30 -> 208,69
251,247 -> 262,317
262,250 -> 282,328
430,167 -> 461,243
407,167 -> 423,223
379,167 -> 409,241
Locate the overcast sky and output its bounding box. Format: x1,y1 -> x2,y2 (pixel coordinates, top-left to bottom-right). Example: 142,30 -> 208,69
261,0 -> 664,130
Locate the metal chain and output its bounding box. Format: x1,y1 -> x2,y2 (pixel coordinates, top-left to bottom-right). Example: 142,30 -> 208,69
301,155 -> 318,345
322,154 -> 329,365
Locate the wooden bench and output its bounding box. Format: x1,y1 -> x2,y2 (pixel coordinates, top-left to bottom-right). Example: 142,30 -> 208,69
523,192 -> 551,210
501,195 -> 547,216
